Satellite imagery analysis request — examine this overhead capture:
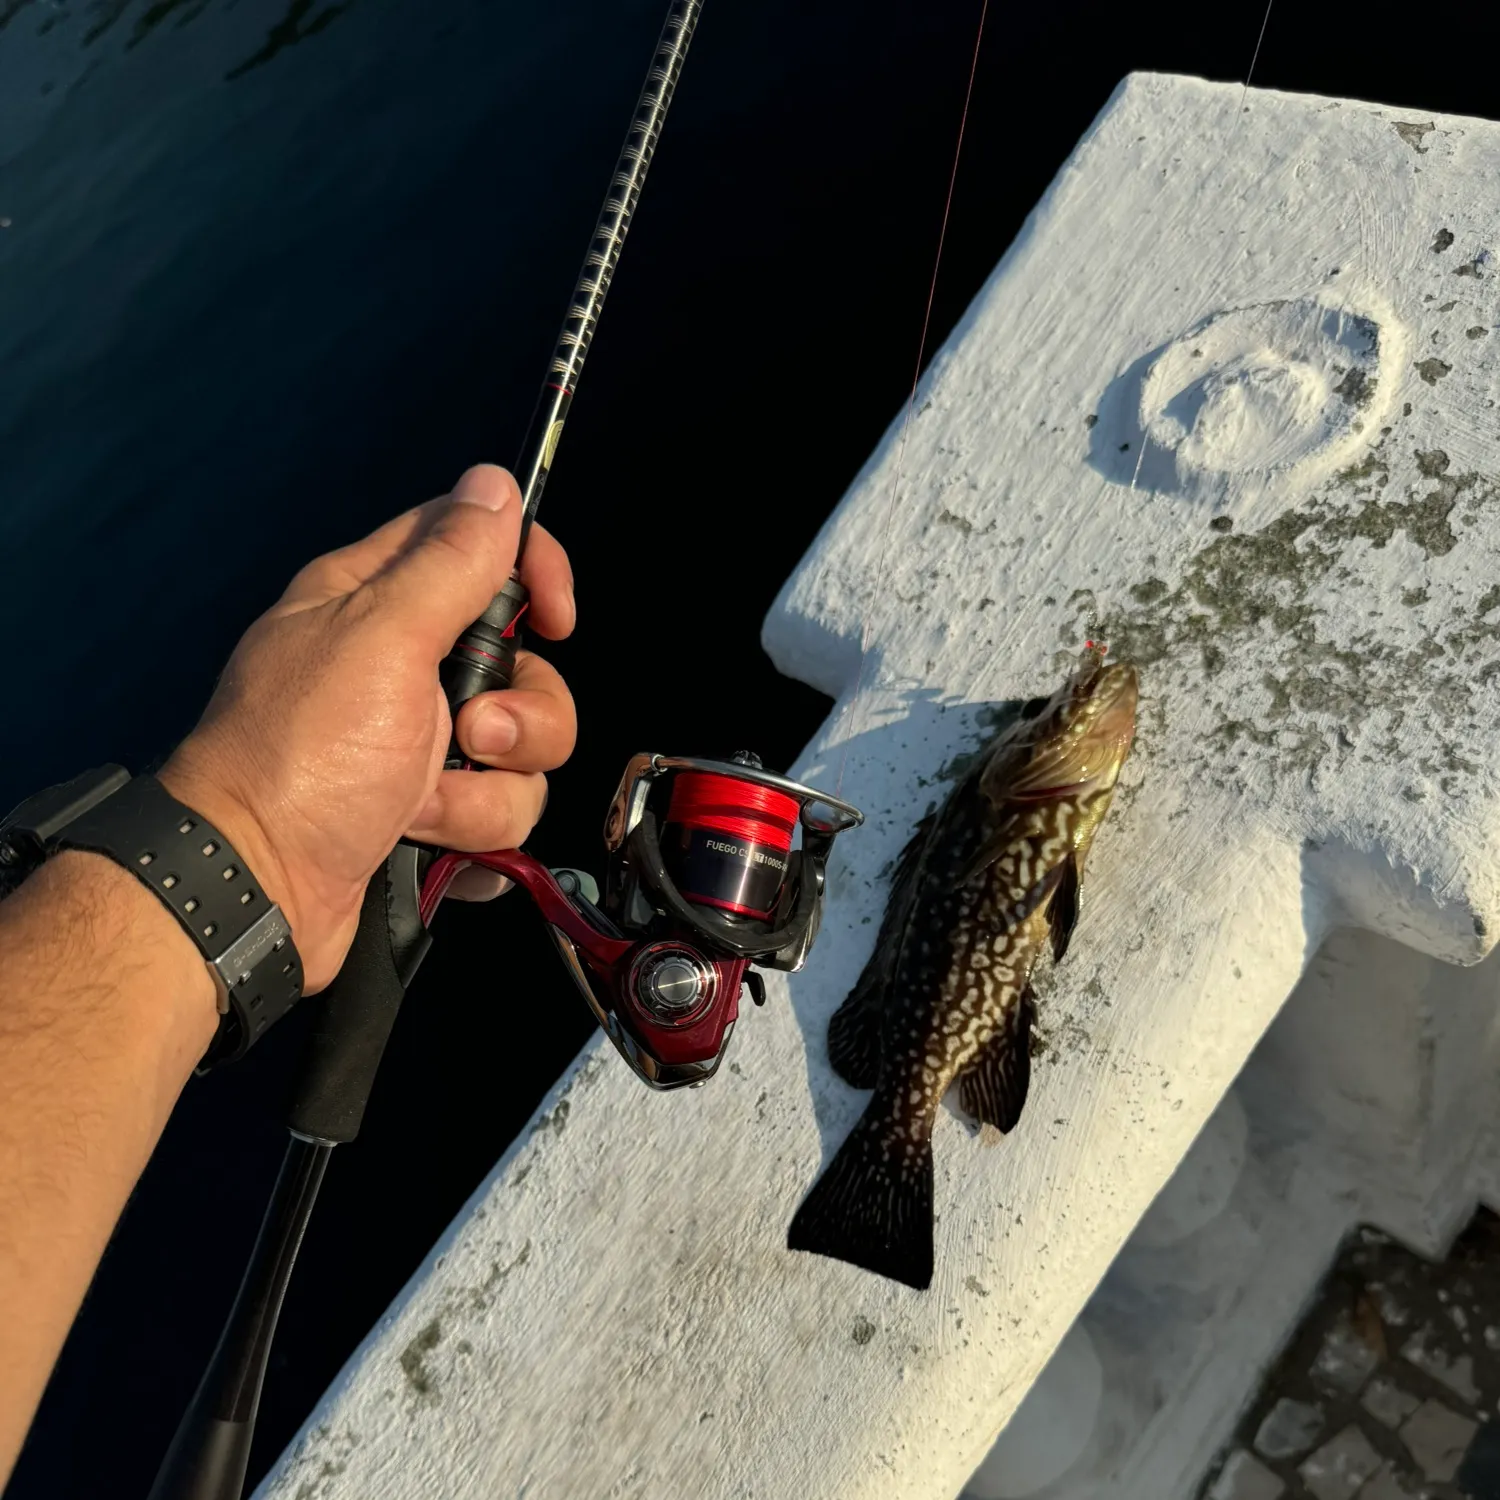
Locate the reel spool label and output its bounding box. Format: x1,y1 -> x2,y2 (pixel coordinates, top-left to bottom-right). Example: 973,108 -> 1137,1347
667,827 -> 788,918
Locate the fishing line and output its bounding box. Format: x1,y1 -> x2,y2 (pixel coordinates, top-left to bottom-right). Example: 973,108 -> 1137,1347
834,0 -> 1276,798
1238,0 -> 1276,123
1128,0 -> 1274,505
833,0 -> 991,798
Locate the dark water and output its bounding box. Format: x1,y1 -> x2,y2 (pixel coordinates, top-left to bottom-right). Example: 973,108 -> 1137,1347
1,0 -> 1497,1495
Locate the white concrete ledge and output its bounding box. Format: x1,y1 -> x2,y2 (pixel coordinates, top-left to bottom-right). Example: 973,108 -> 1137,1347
259,73 -> 1500,1499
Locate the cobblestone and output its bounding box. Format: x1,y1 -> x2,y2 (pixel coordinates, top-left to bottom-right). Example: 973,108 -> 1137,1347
1298,1425 -> 1382,1500
1195,1212 -> 1500,1500
1256,1399 -> 1327,1461
1398,1399 -> 1477,1483
1208,1449 -> 1287,1500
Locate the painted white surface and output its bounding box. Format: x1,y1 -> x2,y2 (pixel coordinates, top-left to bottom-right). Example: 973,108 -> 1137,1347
258,73 -> 1500,1500
965,1324 -> 1105,1498
974,928 -> 1500,1500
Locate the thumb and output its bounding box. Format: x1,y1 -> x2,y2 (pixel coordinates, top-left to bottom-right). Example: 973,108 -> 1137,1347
369,465 -> 523,655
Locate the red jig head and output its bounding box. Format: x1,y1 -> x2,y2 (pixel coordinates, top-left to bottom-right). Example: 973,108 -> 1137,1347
422,754 -> 862,1090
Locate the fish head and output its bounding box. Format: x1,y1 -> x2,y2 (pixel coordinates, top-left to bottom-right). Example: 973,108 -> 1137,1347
982,646 -> 1139,812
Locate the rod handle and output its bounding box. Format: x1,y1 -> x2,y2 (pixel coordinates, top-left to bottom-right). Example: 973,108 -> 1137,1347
147,1415 -> 254,1500
147,1141 -> 331,1500
440,573 -> 528,708
286,851 -> 429,1144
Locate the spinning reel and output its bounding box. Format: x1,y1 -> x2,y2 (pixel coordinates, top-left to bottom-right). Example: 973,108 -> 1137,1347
420,753 -> 863,1088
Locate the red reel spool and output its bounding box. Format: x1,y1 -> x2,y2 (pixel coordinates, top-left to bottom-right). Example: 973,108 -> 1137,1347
662,771 -> 799,919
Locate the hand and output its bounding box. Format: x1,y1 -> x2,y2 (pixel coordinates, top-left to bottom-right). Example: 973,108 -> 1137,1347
158,464 -> 576,992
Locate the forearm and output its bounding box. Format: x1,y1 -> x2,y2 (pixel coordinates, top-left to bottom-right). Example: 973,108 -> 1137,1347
0,851 -> 217,1487
0,469 -> 574,1482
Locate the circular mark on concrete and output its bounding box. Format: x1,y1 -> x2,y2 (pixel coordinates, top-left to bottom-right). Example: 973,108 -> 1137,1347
964,1323 -> 1105,1499
1102,299 -> 1398,501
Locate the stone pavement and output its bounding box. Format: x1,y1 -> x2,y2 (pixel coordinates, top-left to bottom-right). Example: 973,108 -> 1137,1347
1201,1214 -> 1500,1500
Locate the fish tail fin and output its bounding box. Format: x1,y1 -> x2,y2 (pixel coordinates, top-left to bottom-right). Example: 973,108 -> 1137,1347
787,1103 -> 934,1290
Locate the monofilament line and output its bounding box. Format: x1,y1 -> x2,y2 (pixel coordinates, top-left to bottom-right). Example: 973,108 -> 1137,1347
835,0 -> 991,797
1122,0 -> 1275,501
1242,0 -> 1275,100
1227,0 -> 1275,152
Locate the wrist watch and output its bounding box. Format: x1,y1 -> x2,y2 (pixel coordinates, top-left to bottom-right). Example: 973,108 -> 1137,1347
0,765 -> 304,1070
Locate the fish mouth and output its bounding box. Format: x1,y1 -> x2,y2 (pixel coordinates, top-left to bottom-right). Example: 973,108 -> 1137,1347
996,660 -> 1139,800
1089,663 -> 1139,748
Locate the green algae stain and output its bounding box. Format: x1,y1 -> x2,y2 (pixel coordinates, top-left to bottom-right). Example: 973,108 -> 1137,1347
399,1319 -> 442,1397
1094,443 -> 1500,785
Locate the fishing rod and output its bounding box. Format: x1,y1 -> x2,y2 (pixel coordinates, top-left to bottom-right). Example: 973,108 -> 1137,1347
146,3 -> 860,1496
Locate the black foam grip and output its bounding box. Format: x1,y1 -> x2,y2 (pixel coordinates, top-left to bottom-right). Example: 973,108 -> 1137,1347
440,575 -> 528,713
287,868 -> 413,1144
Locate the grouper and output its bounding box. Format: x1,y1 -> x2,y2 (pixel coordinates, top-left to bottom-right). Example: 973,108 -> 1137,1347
787,646 -> 1139,1289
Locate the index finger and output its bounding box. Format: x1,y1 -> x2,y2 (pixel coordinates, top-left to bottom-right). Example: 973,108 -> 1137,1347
517,521 -> 575,641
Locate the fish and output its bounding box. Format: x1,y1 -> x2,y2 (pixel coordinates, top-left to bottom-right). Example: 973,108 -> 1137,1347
786,645 -> 1139,1290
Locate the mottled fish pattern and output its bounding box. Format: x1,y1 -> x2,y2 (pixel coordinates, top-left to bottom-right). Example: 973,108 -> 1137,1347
787,647 -> 1139,1290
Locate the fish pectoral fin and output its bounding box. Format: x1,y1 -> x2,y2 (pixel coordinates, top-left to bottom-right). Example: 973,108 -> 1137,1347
827,974 -> 885,1089
787,1101 -> 935,1291
1049,853 -> 1081,965
954,835 -> 1007,889
958,987 -> 1036,1134
954,823 -> 1036,890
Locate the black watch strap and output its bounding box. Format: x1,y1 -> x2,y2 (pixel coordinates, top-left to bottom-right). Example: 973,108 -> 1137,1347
52,774 -> 304,1067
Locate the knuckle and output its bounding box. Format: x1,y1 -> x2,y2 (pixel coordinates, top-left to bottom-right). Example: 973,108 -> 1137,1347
425,526 -> 488,577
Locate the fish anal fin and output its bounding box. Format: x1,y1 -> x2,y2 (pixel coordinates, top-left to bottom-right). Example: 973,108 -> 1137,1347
787,1103 -> 934,1290
958,987 -> 1036,1133
1049,853 -> 1081,965
827,978 -> 884,1089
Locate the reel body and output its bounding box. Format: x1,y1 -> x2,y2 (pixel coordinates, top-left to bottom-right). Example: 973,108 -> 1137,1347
421,754 -> 862,1089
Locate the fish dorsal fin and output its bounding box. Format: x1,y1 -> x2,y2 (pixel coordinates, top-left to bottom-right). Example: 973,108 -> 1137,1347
1049,854 -> 1081,965
887,806 -> 938,912
958,985 -> 1035,1133
826,807 -> 938,1088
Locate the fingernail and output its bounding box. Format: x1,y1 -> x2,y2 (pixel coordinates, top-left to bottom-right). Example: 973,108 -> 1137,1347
452,465 -> 517,513
471,703 -> 519,755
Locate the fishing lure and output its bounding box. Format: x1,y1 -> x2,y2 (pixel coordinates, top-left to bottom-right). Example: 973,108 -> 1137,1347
787,645 -> 1139,1289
